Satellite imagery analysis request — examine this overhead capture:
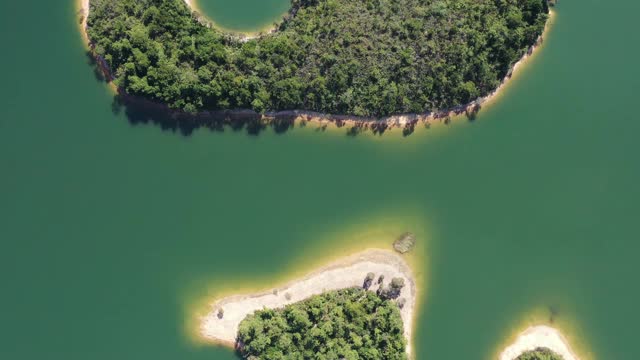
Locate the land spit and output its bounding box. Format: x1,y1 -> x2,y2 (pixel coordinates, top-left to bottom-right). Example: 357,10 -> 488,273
76,1 -> 555,136
500,325 -> 581,360
200,249 -> 417,356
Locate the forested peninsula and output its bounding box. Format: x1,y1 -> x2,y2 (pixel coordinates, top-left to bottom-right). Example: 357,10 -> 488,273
499,326 -> 580,360
85,0 -> 550,121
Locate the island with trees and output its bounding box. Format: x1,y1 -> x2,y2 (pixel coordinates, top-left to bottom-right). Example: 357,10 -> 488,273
80,0 -> 552,132
198,249 -> 417,356
192,244 -> 584,359
500,325 -> 580,360
516,348 -> 564,360
237,288 -> 407,359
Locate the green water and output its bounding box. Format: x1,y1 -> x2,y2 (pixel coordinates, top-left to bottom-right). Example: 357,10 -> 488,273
195,0 -> 290,33
1,1 -> 639,359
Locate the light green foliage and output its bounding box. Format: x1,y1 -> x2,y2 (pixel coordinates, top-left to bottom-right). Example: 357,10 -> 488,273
516,347 -> 564,360
87,0 -> 548,116
237,287 -> 407,359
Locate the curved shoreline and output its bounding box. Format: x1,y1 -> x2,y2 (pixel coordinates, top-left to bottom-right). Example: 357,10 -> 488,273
500,325 -> 580,360
184,0 -> 280,41
199,249 -> 417,356
76,1 -> 554,134
78,0 -> 88,40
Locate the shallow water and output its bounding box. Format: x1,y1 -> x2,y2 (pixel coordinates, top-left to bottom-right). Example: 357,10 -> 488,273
1,1 -> 639,359
194,0 -> 289,33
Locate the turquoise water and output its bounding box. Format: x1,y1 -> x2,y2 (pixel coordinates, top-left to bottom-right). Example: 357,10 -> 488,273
1,1 -> 640,359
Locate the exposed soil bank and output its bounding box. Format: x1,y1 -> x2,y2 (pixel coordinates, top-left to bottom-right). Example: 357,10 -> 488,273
200,249 -> 417,356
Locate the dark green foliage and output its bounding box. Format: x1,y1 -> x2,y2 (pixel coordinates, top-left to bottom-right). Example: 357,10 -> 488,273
87,0 -> 549,116
377,277 -> 405,300
363,272 -> 375,289
237,287 -> 407,359
516,347 -> 564,360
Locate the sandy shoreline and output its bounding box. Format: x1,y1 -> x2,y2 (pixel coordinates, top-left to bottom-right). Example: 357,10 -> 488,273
78,0 -> 89,38
184,0 -> 277,42
200,249 -> 417,356
177,2 -> 556,131
76,1 -> 554,133
500,325 -> 580,360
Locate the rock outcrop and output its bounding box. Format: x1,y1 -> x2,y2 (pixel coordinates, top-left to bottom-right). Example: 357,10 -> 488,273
393,232 -> 416,254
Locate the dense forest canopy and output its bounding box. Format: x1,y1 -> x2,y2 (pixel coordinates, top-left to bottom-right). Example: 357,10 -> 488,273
236,288 -> 406,359
86,0 -> 549,117
516,347 -> 564,360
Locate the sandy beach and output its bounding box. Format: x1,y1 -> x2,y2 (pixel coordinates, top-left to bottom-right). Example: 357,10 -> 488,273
78,0 -> 89,33
200,249 -> 417,356
500,325 -> 580,360
76,1 -> 554,133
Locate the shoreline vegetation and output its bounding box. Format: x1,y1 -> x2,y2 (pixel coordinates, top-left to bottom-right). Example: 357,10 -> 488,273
501,325 -> 580,360
199,249 -> 417,356
237,288 -> 408,359
77,0 -> 555,136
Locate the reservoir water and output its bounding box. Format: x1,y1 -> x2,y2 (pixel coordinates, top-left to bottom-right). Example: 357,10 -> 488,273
194,0 -> 290,33
1,1 -> 639,359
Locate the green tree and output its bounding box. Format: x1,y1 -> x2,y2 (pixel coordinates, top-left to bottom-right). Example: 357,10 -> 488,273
516,347 -> 564,360
237,288 -> 407,359
86,0 -> 549,117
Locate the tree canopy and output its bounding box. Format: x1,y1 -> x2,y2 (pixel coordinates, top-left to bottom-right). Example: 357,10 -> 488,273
87,0 -> 549,116
516,347 -> 564,360
237,287 -> 406,359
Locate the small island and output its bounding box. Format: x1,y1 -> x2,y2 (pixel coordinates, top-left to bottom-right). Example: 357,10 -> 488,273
194,242 -> 588,360
79,0 -> 552,131
199,249 -> 416,356
238,288 -> 407,359
500,325 -> 580,360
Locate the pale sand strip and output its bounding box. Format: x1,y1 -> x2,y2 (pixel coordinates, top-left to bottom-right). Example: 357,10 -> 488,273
78,0 -> 89,31
200,249 -> 417,356
500,326 -> 580,360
